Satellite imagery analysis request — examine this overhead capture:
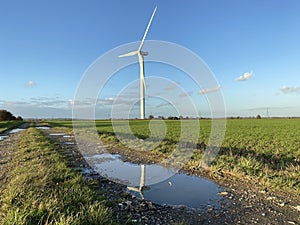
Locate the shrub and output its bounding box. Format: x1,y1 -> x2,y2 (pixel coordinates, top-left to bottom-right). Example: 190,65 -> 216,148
0,110 -> 21,121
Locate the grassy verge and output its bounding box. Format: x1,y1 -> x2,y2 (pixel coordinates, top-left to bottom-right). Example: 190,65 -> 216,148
0,128 -> 112,225
0,121 -> 24,133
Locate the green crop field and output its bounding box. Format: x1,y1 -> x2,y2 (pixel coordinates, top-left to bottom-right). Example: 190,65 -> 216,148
49,118 -> 300,192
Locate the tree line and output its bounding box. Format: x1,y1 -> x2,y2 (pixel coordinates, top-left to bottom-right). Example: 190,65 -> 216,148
0,110 -> 23,121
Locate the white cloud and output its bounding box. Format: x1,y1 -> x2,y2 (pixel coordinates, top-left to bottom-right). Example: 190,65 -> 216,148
69,96 -> 136,109
199,85 -> 221,94
280,86 -> 299,94
97,97 -> 115,106
235,72 -> 253,81
0,99 -> 72,118
24,81 -> 37,87
1,97 -> 72,110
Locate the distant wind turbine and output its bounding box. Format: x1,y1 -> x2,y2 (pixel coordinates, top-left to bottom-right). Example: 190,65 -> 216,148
119,6 -> 157,119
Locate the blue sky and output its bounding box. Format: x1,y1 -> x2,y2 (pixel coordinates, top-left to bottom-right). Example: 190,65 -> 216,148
0,0 -> 299,118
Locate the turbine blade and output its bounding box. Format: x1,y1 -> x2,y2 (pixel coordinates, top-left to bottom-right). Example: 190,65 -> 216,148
118,51 -> 138,58
138,6 -> 157,51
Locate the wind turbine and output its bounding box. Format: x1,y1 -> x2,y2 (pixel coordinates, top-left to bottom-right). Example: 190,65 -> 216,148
127,164 -> 145,199
119,6 -> 157,119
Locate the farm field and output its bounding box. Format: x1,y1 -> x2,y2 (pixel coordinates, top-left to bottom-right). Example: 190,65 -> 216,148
49,118 -> 300,193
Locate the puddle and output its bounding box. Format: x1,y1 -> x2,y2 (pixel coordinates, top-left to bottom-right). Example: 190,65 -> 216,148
1,127 -> 27,140
36,126 -> 50,130
63,135 -> 74,138
0,136 -> 9,141
49,133 -> 66,136
142,173 -> 222,209
9,128 -> 25,134
85,153 -> 223,209
64,142 -> 75,145
81,167 -> 94,174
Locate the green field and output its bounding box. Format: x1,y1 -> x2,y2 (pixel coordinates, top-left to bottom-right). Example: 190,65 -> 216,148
49,118 -> 300,192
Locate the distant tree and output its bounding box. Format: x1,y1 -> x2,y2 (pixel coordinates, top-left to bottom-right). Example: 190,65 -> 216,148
16,116 -> 23,121
0,110 -> 22,121
148,115 -> 154,120
167,116 -> 179,120
256,114 -> 262,119
0,110 -> 15,121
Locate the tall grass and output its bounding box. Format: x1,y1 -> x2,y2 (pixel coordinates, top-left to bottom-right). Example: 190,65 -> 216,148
0,128 -> 112,225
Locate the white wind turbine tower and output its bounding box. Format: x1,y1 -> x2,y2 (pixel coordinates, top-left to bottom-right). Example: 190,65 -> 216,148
119,6 -> 157,120
127,164 -> 145,199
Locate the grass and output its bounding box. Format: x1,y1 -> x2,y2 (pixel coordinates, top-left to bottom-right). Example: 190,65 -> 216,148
0,128 -> 112,225
0,121 -> 24,133
48,118 -> 300,192
209,119 -> 300,190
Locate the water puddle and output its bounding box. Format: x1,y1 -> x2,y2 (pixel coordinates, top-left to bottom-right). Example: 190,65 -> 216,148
9,128 -> 25,134
0,136 -> 9,141
85,153 -> 223,209
142,173 -> 222,209
0,127 -> 27,141
81,167 -> 94,174
63,135 -> 74,138
36,126 -> 50,130
49,133 -> 66,136
49,133 -> 74,139
49,133 -> 75,145
64,142 -> 75,145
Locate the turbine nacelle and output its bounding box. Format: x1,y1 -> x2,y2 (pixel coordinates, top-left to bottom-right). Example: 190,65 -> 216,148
118,50 -> 148,58
140,51 -> 148,56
